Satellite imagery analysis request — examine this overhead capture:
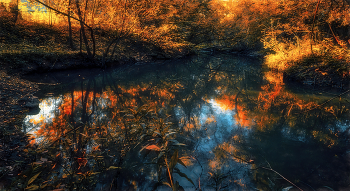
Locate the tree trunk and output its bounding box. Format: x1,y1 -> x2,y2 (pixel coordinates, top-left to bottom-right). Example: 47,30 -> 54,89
34,0 -> 95,59
89,27 -> 96,58
68,0 -> 75,50
75,0 -> 92,58
80,29 -> 83,54
10,0 -> 19,24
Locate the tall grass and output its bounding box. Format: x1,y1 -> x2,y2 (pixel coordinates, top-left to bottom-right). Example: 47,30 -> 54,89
263,34 -> 350,72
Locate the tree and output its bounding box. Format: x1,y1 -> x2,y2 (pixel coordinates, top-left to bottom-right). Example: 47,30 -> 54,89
9,0 -> 19,23
67,0 -> 74,50
32,0 -> 96,58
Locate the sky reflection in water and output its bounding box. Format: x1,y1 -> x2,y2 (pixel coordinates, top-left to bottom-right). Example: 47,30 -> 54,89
22,54 -> 350,190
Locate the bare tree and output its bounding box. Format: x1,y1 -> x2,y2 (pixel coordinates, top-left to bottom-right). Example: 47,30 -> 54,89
67,0 -> 75,50
34,0 -> 96,59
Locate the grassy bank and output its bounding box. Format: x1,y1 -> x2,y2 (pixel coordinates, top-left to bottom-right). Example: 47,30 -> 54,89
0,18 -> 186,74
0,0 -> 267,76
263,36 -> 350,88
0,0 -> 348,85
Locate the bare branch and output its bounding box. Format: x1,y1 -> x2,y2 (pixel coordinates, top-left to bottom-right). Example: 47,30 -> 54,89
33,0 -> 92,30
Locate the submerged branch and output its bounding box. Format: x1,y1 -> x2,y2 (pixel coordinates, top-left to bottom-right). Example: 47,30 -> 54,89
299,89 -> 350,114
260,166 -> 304,191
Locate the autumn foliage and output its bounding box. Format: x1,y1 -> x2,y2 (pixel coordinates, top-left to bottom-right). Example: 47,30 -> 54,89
0,0 -> 349,190
0,0 -> 349,68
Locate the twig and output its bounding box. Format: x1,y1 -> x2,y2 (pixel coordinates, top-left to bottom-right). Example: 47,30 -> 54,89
34,0 -> 91,30
192,155 -> 204,190
322,186 -> 335,191
50,53 -> 59,70
32,82 -> 61,86
164,157 -> 174,188
319,89 -> 350,106
40,122 -> 81,149
310,0 -> 322,54
261,166 -> 303,191
248,158 -> 304,191
327,22 -> 343,47
300,89 -> 350,114
300,181 -> 316,191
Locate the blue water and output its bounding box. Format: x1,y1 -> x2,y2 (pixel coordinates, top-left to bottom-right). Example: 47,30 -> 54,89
23,54 -> 350,190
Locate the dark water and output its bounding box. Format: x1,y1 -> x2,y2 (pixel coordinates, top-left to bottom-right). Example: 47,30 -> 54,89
23,54 -> 350,190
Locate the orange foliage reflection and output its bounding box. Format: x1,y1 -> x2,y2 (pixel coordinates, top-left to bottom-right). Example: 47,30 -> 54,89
214,95 -> 235,111
28,79 -> 184,148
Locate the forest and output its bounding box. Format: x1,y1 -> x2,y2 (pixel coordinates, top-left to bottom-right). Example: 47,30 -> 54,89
0,0 -> 349,190
0,0 -> 348,76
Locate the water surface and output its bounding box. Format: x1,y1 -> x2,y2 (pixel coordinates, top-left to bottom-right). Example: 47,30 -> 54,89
24,54 -> 350,190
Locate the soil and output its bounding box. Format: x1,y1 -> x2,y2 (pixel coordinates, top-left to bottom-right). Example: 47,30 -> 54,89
0,70 -> 39,188
0,70 -> 39,126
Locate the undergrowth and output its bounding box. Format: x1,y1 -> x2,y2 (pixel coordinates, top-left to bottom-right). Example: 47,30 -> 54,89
263,36 -> 349,72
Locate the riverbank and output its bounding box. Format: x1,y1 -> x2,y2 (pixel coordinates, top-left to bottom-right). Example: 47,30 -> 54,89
264,38 -> 350,90
0,18 -> 188,75
0,70 -> 39,189
0,11 -> 267,76
283,55 -> 350,89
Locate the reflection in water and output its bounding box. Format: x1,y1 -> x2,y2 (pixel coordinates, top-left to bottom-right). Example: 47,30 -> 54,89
24,97 -> 61,143
23,54 -> 350,190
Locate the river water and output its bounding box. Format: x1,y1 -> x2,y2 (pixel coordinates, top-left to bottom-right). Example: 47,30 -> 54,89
23,54 -> 350,190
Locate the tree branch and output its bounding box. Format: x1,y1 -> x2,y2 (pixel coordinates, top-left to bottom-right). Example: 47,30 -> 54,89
34,0 -> 92,30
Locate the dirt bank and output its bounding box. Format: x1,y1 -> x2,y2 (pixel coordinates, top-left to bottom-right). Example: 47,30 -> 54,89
0,70 -> 39,188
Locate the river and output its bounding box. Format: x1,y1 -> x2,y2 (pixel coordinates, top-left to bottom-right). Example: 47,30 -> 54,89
22,53 -> 350,190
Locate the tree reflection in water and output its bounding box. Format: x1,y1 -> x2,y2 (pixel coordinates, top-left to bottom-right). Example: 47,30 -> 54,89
22,54 -> 350,190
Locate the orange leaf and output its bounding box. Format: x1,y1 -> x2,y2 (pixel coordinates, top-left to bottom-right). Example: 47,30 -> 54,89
145,145 -> 161,151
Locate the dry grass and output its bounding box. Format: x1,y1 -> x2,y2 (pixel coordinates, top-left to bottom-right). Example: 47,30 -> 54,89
263,35 -> 350,72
